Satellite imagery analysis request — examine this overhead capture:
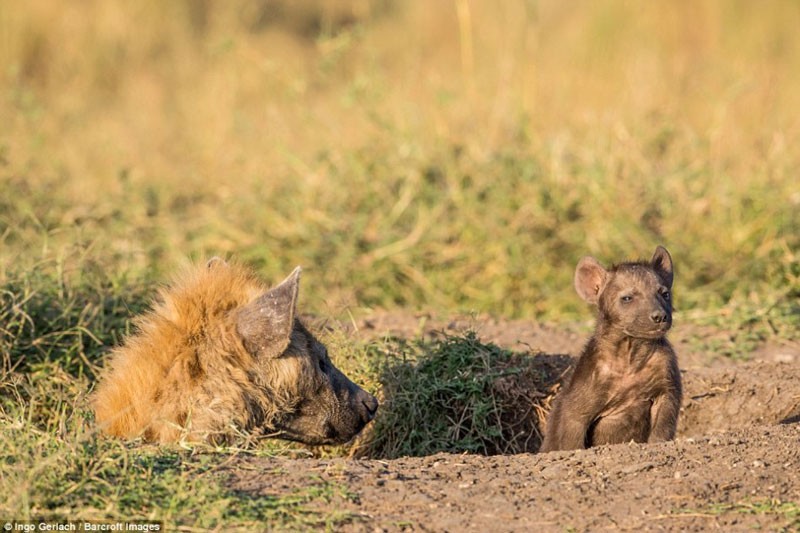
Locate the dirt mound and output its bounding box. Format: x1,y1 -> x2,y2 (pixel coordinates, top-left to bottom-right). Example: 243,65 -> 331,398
230,423 -> 800,532
681,361 -> 800,436
230,316 -> 800,531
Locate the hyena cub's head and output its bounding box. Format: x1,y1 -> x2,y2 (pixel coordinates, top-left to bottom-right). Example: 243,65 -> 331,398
237,267 -> 378,445
574,246 -> 674,339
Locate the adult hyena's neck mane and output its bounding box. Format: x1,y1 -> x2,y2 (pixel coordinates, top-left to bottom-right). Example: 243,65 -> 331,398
92,261 -> 268,440
154,262 -> 265,344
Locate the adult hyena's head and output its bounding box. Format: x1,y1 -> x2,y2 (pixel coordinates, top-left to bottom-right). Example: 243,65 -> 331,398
235,265 -> 378,445
93,259 -> 377,445
573,246 -> 674,339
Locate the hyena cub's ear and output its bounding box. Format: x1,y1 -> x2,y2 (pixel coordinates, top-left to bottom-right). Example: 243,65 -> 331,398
650,246 -> 674,288
574,256 -> 608,305
237,267 -> 301,358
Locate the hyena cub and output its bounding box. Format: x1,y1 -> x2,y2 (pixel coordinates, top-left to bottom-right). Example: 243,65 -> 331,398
540,246 -> 681,452
92,258 -> 378,445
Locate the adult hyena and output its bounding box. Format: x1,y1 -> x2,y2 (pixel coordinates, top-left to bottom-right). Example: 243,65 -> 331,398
92,258 -> 378,445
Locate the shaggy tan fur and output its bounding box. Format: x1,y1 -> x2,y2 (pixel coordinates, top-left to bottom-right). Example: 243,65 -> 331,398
92,261 -> 309,443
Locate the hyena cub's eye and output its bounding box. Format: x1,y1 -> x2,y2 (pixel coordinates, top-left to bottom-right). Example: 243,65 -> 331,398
660,289 -> 670,301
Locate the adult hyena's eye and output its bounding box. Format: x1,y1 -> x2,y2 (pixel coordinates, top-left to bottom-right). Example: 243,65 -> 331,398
620,295 -> 633,303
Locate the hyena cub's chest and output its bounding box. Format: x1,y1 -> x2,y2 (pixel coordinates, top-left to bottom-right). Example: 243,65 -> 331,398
594,355 -> 669,412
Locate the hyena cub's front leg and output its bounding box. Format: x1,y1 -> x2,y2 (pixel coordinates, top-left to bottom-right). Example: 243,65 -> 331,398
648,387 -> 681,442
541,384 -> 603,452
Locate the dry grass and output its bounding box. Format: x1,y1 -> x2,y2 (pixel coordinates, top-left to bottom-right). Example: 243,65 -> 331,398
1,0 -> 797,318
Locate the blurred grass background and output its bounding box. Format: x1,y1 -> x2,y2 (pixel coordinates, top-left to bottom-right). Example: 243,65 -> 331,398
1,0 -> 797,318
1,1 -> 799,527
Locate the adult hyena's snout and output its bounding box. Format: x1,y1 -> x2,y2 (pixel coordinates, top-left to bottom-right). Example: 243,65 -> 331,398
348,384 -> 379,430
259,319 -> 381,446
324,395 -> 378,444
314,362 -> 379,445
360,389 -> 379,420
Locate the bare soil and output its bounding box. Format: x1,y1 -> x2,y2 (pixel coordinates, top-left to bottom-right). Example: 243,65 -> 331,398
230,313 -> 800,532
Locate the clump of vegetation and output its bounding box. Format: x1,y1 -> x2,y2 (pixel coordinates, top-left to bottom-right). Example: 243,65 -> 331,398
357,333 -> 569,458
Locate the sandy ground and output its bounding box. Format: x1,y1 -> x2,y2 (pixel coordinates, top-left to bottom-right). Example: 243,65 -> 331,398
229,313 -> 800,532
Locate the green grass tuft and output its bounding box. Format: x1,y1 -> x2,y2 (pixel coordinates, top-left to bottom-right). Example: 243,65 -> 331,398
360,332 -> 568,458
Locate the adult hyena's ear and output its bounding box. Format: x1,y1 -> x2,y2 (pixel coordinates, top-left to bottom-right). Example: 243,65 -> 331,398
237,267 -> 301,358
206,256 -> 228,269
650,246 -> 674,288
574,256 -> 608,305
